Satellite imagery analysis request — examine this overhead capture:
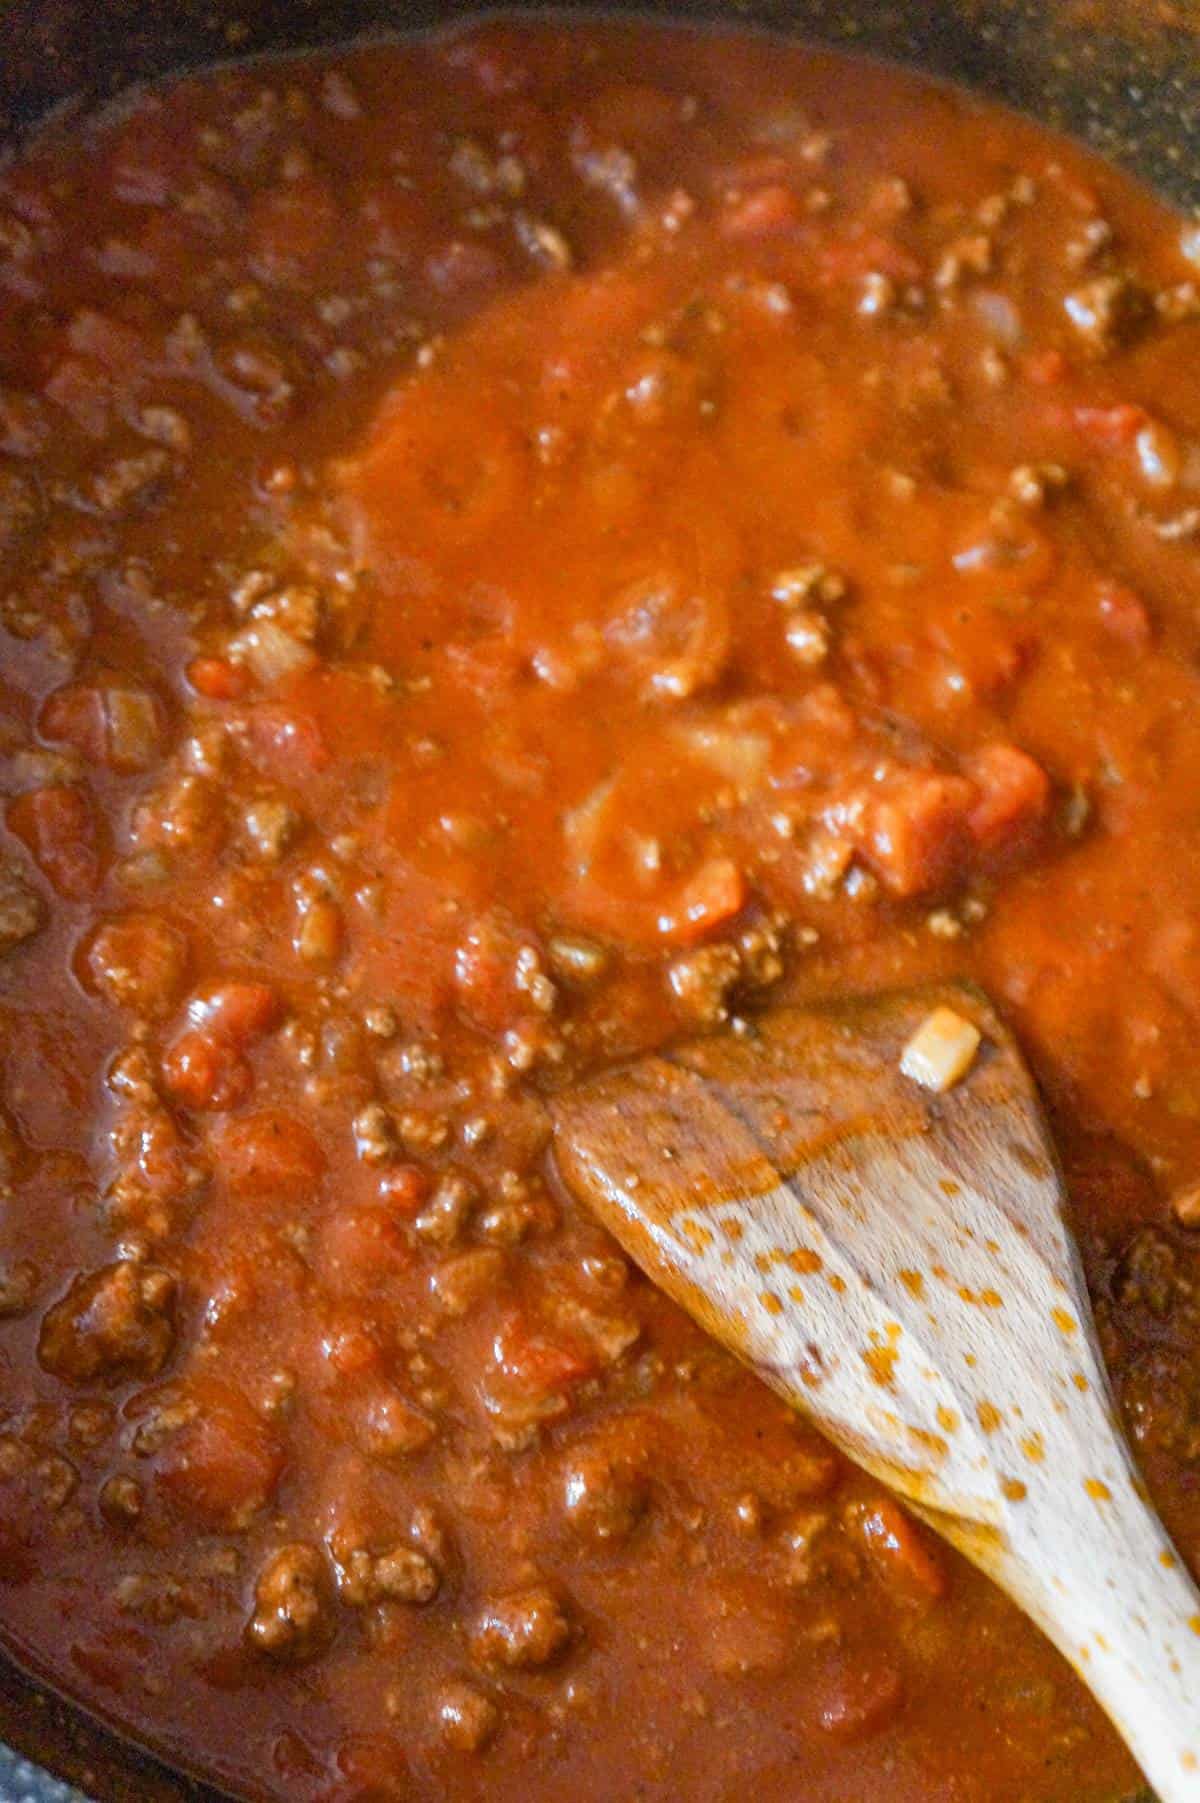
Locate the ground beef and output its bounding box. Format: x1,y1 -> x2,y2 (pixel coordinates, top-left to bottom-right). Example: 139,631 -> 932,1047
469,1584 -> 572,1671
246,1543 -> 335,1661
0,863 -> 44,956
37,1262 -> 175,1384
435,1679 -> 500,1752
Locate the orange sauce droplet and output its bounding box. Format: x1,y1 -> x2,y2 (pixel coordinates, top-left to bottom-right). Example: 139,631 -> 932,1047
863,1345 -> 898,1387
977,1401 -> 1002,1434
1084,1478 -> 1112,1502
898,1269 -> 924,1298
1001,1477 -> 1027,1502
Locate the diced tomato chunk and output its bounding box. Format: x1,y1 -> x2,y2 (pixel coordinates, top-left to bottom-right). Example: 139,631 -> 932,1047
657,858 -> 747,943
813,1654 -> 905,1743
216,1110 -> 325,1200
721,183 -> 801,239
377,1165 -> 432,1218
187,980 -> 280,1045
444,634 -> 524,698
966,743 -> 1051,857
40,681 -> 162,772
39,684 -> 107,762
161,1029 -> 252,1113
454,913 -> 541,1033
321,1317 -> 385,1379
7,785 -> 101,900
244,704 -> 330,781
854,1495 -> 948,1603
86,914 -> 188,1017
817,233 -> 922,285
1071,402 -> 1149,448
319,1207 -> 414,1293
187,656 -> 250,701
495,1312 -> 595,1396
153,1380 -> 284,1530
1096,579 -> 1152,649
862,773 -> 972,898
1024,347 -> 1067,385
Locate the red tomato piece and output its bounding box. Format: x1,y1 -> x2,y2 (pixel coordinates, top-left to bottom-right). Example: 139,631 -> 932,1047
1072,403 -> 1150,448
85,914 -> 188,1017
855,1495 -> 948,1603
444,633 -> 524,699
154,1380 -> 284,1530
1096,579 -> 1152,649
721,183 -> 801,239
656,858 -> 747,943
187,656 -> 250,701
817,233 -> 922,285
813,1654 -> 906,1743
7,785 -> 101,900
320,1317 -> 385,1379
862,773 -> 972,898
39,684 -> 107,762
244,703 -> 330,782
161,1029 -> 253,1113
319,1207 -> 414,1293
966,743 -> 1051,857
1024,347 -> 1067,385
454,913 -> 541,1033
187,980 -> 280,1045
377,1165 -> 431,1217
216,1110 -> 325,1200
495,1312 -> 595,1397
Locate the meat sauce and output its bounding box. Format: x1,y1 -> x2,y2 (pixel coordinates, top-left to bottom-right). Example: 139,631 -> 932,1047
2,13 -> 1199,1799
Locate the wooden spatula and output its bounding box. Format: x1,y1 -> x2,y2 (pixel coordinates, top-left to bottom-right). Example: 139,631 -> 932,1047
551,982 -> 1200,1802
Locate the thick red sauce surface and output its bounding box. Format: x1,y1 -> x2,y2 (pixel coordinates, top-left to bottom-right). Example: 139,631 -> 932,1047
2,14 -> 1199,1799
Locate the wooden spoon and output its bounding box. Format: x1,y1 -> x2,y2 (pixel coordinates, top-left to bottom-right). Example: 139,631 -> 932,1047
551,982 -> 1200,1801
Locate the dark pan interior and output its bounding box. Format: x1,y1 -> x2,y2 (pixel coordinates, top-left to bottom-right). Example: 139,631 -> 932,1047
4,0 -> 1200,206
0,0 -> 1195,1796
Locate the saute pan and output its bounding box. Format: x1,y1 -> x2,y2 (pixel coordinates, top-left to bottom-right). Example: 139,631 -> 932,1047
1,0 -> 1198,1797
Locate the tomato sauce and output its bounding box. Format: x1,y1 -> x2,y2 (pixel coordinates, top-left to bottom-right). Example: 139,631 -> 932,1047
2,14 -> 1198,1799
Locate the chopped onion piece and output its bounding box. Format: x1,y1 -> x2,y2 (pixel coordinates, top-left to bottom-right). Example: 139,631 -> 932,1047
675,722 -> 771,788
969,288 -> 1022,348
228,620 -> 318,686
900,1006 -> 982,1093
105,687 -> 162,772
